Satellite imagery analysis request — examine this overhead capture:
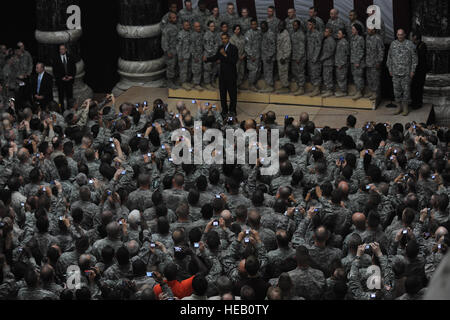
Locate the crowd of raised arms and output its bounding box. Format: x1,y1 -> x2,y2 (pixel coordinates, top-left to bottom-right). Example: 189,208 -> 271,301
0,89 -> 448,300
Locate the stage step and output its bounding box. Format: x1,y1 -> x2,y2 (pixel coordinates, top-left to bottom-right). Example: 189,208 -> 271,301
169,80 -> 377,110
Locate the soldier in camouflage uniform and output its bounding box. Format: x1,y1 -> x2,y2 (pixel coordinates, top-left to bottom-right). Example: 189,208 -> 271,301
285,8 -> 304,34
335,29 -> 350,97
161,13 -> 180,89
347,10 -> 366,39
266,6 -> 280,34
190,22 -> 204,91
350,23 -> 365,100
320,27 -> 336,98
308,7 -> 324,33
221,2 -> 239,31
178,0 -> 195,26
259,21 -> 276,93
306,19 -> 323,97
365,27 -> 385,101
160,2 -> 179,31
276,21 -> 292,94
203,21 -> 220,90
387,29 -> 418,116
177,21 -> 193,90
230,25 -> 247,88
238,8 -> 252,36
290,20 -> 307,96
245,19 -> 262,92
327,8 -> 347,40
220,22 -> 233,39
193,0 -> 210,31
207,6 -> 222,31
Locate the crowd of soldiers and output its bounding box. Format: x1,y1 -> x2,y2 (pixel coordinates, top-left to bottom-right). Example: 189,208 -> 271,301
0,75 -> 449,299
162,1 -> 415,105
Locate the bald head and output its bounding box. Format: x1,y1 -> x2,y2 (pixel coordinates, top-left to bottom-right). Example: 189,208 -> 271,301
220,210 -> 232,226
352,213 -> 366,231
314,226 -> 329,243
40,264 -> 54,283
126,240 -> 140,257
330,9 -> 338,19
300,112 -> 309,124
338,181 -> 349,196
435,227 -> 448,241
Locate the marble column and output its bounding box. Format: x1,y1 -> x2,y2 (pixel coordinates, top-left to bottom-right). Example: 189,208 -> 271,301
113,0 -> 166,96
412,0 -> 450,125
35,0 -> 93,103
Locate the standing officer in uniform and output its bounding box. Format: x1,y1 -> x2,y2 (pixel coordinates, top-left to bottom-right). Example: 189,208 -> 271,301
179,0 -> 195,26
260,21 -> 276,93
365,27 -> 385,101
290,20 -> 306,96
266,6 -> 280,34
276,21 -> 292,94
306,19 -> 323,97
410,31 -> 428,110
387,29 -> 418,116
320,27 -> 336,98
350,24 -> 365,101
161,2 -> 179,31
190,22 -> 205,91
334,29 -> 350,97
245,19 -> 262,92
222,2 -> 239,30
177,21 -> 193,90
238,8 -> 252,36
204,33 -> 239,116
230,24 -> 246,89
204,21 -> 220,90
53,44 -> 76,111
162,12 -> 180,89
327,9 -> 346,40
308,7 -> 324,33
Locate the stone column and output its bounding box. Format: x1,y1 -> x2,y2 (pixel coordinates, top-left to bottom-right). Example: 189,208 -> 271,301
412,0 -> 450,125
113,0 -> 166,96
35,0 -> 93,103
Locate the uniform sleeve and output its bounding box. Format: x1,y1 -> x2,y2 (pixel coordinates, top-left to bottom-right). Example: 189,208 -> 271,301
377,38 -> 385,64
411,42 -> 419,73
386,44 -> 393,74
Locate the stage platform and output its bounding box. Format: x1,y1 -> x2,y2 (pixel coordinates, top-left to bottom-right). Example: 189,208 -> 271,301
113,86 -> 433,128
169,81 -> 377,110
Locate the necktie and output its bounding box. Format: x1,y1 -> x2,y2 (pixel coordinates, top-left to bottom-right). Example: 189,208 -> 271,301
37,73 -> 42,94
63,55 -> 67,73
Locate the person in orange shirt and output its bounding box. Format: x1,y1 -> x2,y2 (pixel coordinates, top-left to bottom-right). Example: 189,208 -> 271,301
153,263 -> 194,299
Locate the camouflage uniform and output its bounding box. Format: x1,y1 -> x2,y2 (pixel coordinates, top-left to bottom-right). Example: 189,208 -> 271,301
160,12 -> 180,31
193,7 -> 211,30
320,35 -> 336,91
287,266 -> 326,300
177,28 -> 192,83
350,34 -> 366,91
313,16 -> 325,33
277,29 -> 292,88
347,20 -> 366,40
178,8 -> 196,26
238,16 -> 252,36
190,29 -> 204,86
244,28 -> 262,86
203,30 -> 220,85
365,33 -> 385,95
335,37 -> 350,93
266,16 -> 281,34
221,12 -> 239,31
290,28 -> 307,88
386,39 -> 418,103
230,33 -> 246,86
161,22 -> 179,81
306,29 -> 323,86
285,16 -> 304,34
261,29 -> 277,87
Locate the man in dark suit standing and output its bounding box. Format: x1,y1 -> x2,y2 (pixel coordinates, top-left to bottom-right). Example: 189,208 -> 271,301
204,33 -> 239,116
30,62 -> 54,107
53,44 -> 76,111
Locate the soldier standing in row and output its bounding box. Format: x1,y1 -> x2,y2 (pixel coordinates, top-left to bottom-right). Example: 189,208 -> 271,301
350,24 -> 365,100
209,6 -> 222,31
306,19 -> 323,97
347,10 -> 365,38
387,29 -> 418,116
161,2 -> 179,31
365,27 -> 385,101
220,22 -> 232,39
260,21 -> 276,93
203,21 -> 220,90
327,9 -> 346,40
238,8 -> 252,36
266,6 -> 280,34
190,22 -> 204,91
320,27 -> 336,98
230,24 -> 246,89
193,0 -> 210,31
335,29 -> 350,97
290,20 -> 306,96
177,21 -> 192,90
222,2 -> 239,30
245,19 -> 262,92
308,7 -> 324,33
161,12 -> 179,89
276,21 -> 292,94
179,0 -> 195,26
285,8 -> 301,35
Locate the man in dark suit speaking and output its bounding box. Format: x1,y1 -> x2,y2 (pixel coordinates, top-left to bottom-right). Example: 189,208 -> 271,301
53,44 -> 76,111
30,62 -> 54,107
203,33 -> 238,116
